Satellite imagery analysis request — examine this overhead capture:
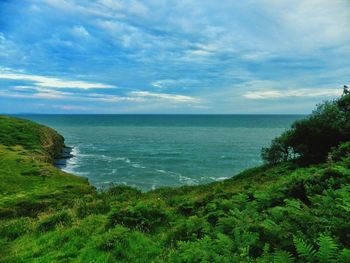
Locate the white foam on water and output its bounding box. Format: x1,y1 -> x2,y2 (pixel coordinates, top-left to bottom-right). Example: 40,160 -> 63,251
179,175 -> 198,185
214,176 -> 229,181
115,157 -> 131,163
62,146 -> 80,172
131,163 -> 146,169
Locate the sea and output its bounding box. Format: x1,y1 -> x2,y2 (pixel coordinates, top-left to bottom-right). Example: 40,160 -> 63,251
19,115 -> 303,191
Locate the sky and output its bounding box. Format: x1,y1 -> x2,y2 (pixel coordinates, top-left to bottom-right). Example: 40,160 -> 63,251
0,0 -> 350,114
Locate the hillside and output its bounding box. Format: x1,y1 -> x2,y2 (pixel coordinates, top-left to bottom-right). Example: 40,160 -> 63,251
0,116 -> 93,218
0,99 -> 350,262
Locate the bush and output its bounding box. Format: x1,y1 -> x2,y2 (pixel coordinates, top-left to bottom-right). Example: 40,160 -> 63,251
97,225 -> 161,262
166,216 -> 210,244
168,234 -> 234,263
74,199 -> 110,218
0,217 -> 31,240
330,142 -> 350,161
104,185 -> 141,202
107,199 -> 170,232
261,132 -> 294,165
37,210 -> 72,232
262,90 -> 350,165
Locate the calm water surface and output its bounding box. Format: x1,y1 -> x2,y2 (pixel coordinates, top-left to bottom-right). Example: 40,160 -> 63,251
19,115 -> 303,191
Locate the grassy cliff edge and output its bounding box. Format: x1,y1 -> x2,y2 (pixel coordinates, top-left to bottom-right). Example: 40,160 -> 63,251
0,116 -> 93,219
0,114 -> 349,262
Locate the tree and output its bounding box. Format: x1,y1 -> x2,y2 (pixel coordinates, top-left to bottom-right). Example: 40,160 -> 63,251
261,87 -> 350,165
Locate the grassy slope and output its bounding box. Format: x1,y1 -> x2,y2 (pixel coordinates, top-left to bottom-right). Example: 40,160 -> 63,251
0,116 -> 93,218
0,116 -> 349,262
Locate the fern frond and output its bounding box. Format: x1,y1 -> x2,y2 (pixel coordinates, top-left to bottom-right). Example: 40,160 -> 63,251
273,250 -> 294,263
316,234 -> 338,263
256,244 -> 272,263
337,248 -> 350,263
293,236 -> 316,263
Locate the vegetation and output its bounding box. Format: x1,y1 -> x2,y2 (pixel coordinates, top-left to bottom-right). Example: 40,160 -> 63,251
0,91 -> 349,262
0,116 -> 93,218
262,87 -> 350,164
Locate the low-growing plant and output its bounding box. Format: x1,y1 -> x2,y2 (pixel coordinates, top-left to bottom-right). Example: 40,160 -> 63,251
37,210 -> 72,232
74,199 -> 110,218
165,216 -> 210,244
330,142 -> 350,161
0,217 -> 31,240
107,199 -> 170,232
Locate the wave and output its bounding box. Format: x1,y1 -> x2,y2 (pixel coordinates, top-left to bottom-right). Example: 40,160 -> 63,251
210,176 -> 229,181
115,157 -> 131,163
178,175 -> 198,185
131,163 -> 146,169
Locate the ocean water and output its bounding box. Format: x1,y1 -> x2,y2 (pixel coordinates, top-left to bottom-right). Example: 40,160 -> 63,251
20,115 -> 303,191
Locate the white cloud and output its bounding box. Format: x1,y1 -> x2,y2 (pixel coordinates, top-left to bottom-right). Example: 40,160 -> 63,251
0,89 -> 138,103
51,105 -> 93,111
85,93 -> 144,102
0,73 -> 114,89
99,0 -> 149,17
151,79 -> 199,90
243,88 -> 342,100
11,86 -> 73,99
72,25 -> 90,38
130,91 -> 201,103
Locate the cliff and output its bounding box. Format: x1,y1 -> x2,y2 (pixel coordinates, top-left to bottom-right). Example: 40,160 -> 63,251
0,116 -> 93,219
0,114 -> 349,262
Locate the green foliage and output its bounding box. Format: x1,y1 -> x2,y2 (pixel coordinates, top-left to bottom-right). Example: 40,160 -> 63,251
261,132 -> 294,165
262,91 -> 350,164
273,250 -> 294,263
168,234 -> 234,263
293,236 -> 317,262
165,216 -> 210,244
96,225 -> 161,262
1,108 -> 350,262
0,115 -> 64,161
330,141 -> 350,161
74,198 -> 110,218
316,234 -> 338,263
37,210 -> 72,232
107,199 -> 170,232
0,217 -> 31,240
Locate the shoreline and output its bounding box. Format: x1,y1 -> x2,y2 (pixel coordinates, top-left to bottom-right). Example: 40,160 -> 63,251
54,146 -> 74,169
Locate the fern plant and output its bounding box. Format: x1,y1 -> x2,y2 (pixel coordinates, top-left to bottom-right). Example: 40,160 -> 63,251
293,234 -> 349,263
273,250 -> 294,263
293,236 -> 316,263
316,234 -> 338,263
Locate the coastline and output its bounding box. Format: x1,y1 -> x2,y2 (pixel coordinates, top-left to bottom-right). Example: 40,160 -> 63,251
54,145 -> 74,169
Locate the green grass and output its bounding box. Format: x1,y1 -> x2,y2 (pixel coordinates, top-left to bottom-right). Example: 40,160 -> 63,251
0,116 -> 93,219
0,116 -> 349,262
0,115 -> 65,162
0,145 -> 93,218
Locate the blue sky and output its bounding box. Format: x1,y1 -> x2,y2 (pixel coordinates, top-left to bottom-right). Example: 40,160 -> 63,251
0,0 -> 349,114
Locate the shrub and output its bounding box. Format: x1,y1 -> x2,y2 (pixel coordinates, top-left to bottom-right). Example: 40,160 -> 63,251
15,200 -> 49,217
166,216 -> 210,244
0,217 -> 31,240
168,234 -> 234,263
261,132 -> 294,165
74,199 -> 110,218
105,185 -> 141,202
37,210 -> 72,232
97,225 -> 161,262
330,142 -> 350,161
261,90 -> 350,165
107,199 -> 170,232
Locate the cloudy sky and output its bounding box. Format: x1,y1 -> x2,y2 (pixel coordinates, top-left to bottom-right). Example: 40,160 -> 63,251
0,0 -> 349,114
